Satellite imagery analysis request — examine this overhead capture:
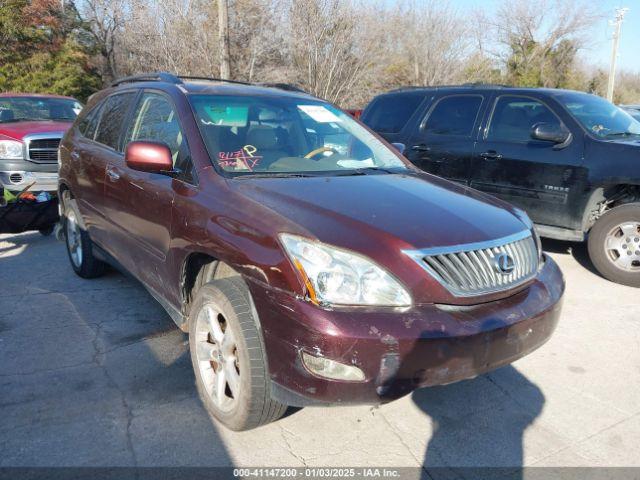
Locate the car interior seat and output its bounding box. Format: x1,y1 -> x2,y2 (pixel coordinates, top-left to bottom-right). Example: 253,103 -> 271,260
245,125 -> 289,170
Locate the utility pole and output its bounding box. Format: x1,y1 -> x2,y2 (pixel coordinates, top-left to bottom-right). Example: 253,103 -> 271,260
218,0 -> 231,79
606,7 -> 629,102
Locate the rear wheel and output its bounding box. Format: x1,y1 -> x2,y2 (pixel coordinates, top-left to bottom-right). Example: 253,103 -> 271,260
38,225 -> 54,236
63,203 -> 106,279
188,277 -> 287,431
588,203 -> 640,287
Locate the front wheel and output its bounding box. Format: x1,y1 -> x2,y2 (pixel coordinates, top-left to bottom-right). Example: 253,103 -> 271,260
188,277 -> 287,431
588,203 -> 640,287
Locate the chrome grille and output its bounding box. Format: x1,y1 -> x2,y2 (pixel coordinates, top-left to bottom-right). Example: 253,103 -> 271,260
25,134 -> 63,164
404,231 -> 539,297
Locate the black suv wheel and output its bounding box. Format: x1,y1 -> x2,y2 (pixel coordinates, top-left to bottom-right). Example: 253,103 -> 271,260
588,203 -> 640,287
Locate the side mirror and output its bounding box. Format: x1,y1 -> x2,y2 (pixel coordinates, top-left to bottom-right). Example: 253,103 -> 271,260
391,142 -> 406,155
531,123 -> 571,145
125,141 -> 173,173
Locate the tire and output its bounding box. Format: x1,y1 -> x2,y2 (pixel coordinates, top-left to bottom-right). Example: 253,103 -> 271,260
588,203 -> 640,287
63,201 -> 106,279
39,225 -> 54,236
188,277 -> 287,431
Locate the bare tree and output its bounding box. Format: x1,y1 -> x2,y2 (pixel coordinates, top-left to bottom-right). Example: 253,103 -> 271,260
289,0 -> 375,104
486,0 -> 600,87
228,0 -> 288,82
75,0 -> 635,106
397,0 -> 472,86
119,0 -> 220,76
80,0 -> 128,82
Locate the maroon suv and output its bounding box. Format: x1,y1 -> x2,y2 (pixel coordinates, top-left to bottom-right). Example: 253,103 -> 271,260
58,73 -> 564,430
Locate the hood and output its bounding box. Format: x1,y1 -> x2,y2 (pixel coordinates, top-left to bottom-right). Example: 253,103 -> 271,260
597,136 -> 640,147
0,120 -> 73,141
231,172 -> 529,251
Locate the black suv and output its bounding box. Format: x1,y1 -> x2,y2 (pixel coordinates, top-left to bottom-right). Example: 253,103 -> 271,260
361,86 -> 640,287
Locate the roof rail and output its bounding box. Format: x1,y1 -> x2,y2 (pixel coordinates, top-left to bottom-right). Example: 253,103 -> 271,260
177,75 -> 252,86
389,83 -> 513,93
257,82 -> 307,93
110,72 -> 309,94
461,82 -> 511,88
110,72 -> 181,87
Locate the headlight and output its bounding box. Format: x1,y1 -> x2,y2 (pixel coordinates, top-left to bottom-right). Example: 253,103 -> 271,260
0,140 -> 24,159
279,234 -> 412,307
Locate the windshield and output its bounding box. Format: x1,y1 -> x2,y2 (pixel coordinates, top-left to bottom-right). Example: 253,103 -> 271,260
624,107 -> 640,122
189,95 -> 408,176
0,96 -> 82,123
558,92 -> 640,138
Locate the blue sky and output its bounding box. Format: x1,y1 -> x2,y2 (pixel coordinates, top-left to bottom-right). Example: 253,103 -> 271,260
450,0 -> 639,73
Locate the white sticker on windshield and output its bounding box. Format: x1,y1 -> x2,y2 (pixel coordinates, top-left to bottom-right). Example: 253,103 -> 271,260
298,105 -> 341,123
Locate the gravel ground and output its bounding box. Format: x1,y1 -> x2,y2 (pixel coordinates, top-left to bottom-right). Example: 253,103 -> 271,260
1,231 -> 639,469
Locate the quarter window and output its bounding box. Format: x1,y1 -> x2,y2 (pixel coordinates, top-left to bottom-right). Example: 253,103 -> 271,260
422,95 -> 483,137
487,96 -> 562,143
94,92 -> 136,150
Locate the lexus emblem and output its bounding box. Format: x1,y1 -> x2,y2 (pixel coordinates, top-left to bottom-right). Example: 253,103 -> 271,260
494,253 -> 516,275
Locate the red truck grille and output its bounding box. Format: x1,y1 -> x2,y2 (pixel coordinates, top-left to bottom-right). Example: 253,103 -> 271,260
27,138 -> 61,164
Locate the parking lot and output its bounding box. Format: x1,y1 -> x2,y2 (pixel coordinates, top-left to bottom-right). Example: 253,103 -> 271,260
1,231 -> 639,469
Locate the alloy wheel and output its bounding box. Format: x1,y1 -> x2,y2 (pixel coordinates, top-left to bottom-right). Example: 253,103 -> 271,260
195,303 -> 240,412
66,210 -> 83,268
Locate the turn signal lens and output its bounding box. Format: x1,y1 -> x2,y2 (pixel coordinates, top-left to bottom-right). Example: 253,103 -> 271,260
301,352 -> 365,382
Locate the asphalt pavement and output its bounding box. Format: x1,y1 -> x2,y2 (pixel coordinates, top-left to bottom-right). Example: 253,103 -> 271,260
1,232 -> 639,469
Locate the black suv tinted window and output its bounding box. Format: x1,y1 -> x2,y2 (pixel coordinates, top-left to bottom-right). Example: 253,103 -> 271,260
95,92 -> 136,151
487,96 -> 561,143
363,92 -> 425,134
423,95 -> 483,137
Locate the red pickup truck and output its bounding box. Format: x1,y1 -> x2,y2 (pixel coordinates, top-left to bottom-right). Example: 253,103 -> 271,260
0,93 -> 82,192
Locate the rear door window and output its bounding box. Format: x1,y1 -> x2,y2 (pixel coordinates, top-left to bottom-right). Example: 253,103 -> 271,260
422,95 -> 483,137
487,96 -> 562,143
94,92 -> 136,151
362,92 -> 425,134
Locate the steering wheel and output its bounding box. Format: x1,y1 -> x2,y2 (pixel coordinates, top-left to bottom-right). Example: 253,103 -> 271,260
304,146 -> 340,159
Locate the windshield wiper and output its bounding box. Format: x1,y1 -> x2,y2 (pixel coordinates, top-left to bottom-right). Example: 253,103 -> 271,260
233,172 -> 319,179
0,118 -> 52,123
605,131 -> 639,138
332,166 -> 400,176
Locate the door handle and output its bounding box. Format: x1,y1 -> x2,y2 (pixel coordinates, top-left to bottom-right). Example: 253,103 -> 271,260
106,168 -> 120,182
479,151 -> 503,160
411,144 -> 431,152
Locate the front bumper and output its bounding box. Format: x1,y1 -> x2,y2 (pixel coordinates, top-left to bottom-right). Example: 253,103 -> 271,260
248,254 -> 564,406
0,159 -> 58,192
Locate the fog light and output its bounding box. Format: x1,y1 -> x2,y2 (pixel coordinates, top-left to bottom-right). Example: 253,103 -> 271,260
301,351 -> 365,382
